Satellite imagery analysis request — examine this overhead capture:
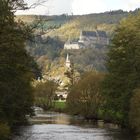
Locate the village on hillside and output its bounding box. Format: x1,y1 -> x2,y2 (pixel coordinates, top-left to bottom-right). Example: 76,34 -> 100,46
34,30 -> 109,100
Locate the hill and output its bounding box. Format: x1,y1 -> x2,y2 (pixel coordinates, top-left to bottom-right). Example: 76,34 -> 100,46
47,10 -> 129,41
17,9 -> 140,74
17,10 -> 132,40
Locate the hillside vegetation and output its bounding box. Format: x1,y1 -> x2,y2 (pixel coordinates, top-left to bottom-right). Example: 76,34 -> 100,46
17,9 -> 140,74
47,10 -> 129,41
17,10 -> 131,40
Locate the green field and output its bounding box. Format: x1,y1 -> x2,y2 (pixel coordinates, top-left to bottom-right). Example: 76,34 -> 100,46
51,101 -> 67,112
54,101 -> 66,110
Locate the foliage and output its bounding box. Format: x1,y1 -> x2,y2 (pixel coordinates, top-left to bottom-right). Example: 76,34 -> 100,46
0,123 -> 10,140
16,14 -> 72,30
17,9 -> 140,76
47,10 -> 130,41
17,10 -> 140,41
34,81 -> 58,110
129,89 -> 140,135
24,10 -> 140,75
102,12 -> 140,126
67,71 -> 105,119
27,36 -> 64,59
62,47 -> 107,73
52,101 -> 66,112
0,0 -> 35,128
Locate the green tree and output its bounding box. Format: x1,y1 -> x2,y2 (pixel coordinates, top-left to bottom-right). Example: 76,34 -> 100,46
0,123 -> 10,140
0,0 -> 35,129
67,71 -> 104,119
102,13 -> 140,126
34,81 -> 58,110
129,89 -> 140,137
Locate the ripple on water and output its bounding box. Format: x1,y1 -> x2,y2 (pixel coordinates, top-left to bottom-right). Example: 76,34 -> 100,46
13,111 -> 134,140
13,124 -> 133,140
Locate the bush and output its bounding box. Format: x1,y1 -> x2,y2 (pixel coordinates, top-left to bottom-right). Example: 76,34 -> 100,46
129,89 -> 140,135
67,71 -> 105,119
0,123 -> 10,140
34,81 -> 58,110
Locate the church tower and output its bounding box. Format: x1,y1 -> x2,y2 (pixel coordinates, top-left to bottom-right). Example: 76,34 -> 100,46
79,30 -> 84,43
66,53 -> 71,68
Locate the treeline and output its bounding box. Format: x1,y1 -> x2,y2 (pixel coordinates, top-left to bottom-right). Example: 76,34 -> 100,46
16,14 -> 72,31
27,36 -> 64,59
17,9 -> 140,41
67,12 -> 140,137
0,0 -> 36,139
62,47 -> 107,72
47,9 -> 136,41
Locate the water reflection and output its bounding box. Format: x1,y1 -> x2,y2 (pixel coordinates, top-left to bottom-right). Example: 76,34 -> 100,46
29,111 -> 72,125
13,111 -> 134,140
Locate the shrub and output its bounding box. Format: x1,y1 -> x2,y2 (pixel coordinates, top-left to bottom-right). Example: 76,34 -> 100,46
0,123 -> 10,140
129,89 -> 140,135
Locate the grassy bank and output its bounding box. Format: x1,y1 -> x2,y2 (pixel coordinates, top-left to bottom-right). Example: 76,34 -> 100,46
52,101 -> 66,112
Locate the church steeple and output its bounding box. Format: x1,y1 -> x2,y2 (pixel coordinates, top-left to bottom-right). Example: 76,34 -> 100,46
66,53 -> 71,68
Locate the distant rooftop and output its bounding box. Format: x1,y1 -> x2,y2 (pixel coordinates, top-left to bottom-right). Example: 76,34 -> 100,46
65,41 -> 79,44
82,31 -> 97,37
97,30 -> 107,38
81,30 -> 107,38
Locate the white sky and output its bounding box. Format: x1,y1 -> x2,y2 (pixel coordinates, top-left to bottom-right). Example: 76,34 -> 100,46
16,0 -> 140,15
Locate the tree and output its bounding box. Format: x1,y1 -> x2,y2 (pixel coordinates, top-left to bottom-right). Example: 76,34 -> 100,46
0,0 -> 36,128
102,12 -> 140,126
34,81 -> 58,110
129,89 -> 140,136
67,71 -> 104,119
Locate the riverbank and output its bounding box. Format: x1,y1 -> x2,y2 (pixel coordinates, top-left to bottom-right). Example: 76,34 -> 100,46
30,110 -> 120,130
42,102 -> 125,129
51,101 -> 67,112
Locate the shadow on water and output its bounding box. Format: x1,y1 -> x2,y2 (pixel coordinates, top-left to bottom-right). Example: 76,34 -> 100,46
12,110 -> 135,140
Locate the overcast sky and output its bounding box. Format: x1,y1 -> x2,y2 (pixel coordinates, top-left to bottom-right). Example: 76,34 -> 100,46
16,0 -> 140,15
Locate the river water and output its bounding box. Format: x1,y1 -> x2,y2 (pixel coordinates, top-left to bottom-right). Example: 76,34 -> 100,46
12,110 -> 134,140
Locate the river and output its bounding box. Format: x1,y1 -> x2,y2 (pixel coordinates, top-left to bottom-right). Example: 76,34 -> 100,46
12,109 -> 134,140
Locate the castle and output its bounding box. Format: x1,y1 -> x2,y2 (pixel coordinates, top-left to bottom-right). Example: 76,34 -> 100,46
64,30 -> 109,50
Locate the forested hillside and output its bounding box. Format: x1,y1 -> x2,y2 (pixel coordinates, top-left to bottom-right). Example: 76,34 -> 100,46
17,9 -> 140,74
47,10 -> 129,41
